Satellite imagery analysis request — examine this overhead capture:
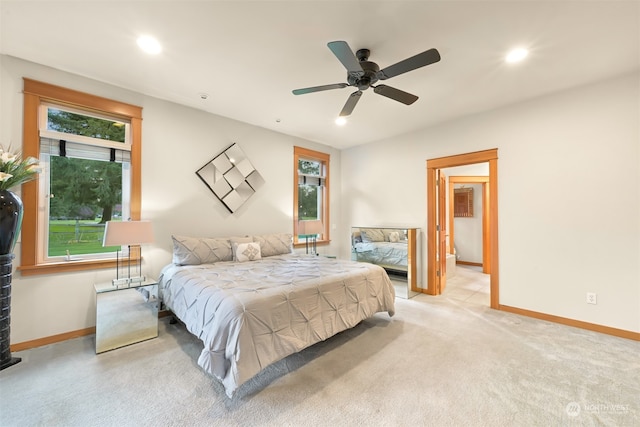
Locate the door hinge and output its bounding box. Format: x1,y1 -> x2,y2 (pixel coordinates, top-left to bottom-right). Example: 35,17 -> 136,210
437,270 -> 441,277
436,224 -> 440,231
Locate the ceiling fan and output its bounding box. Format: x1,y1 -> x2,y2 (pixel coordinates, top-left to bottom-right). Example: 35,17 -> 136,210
292,40 -> 441,117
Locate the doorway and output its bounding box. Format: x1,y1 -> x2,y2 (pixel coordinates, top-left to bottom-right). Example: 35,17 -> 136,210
448,176 -> 490,274
426,149 -> 499,309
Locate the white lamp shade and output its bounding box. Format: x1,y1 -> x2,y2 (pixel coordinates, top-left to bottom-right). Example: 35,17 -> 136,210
298,219 -> 323,235
103,221 -> 154,246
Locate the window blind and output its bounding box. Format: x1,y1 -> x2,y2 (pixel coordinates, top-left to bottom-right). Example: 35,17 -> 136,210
298,174 -> 325,186
40,137 -> 131,163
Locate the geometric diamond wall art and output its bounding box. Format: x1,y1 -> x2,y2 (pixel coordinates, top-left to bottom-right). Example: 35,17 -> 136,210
196,143 -> 265,213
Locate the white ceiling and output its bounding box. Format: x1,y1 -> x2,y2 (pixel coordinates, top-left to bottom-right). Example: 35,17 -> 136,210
1,1 -> 638,150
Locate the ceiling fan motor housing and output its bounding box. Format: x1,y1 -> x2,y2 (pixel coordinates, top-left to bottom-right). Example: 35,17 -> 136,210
348,49 -> 380,90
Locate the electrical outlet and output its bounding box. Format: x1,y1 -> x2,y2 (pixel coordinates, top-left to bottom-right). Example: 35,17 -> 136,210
586,292 -> 597,305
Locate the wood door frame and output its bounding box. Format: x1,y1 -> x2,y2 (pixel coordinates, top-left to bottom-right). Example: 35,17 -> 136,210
426,149 -> 499,309
437,170 -> 448,294
448,176 -> 490,274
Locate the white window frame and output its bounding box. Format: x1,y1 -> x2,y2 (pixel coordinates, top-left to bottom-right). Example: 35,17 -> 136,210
36,103 -> 132,264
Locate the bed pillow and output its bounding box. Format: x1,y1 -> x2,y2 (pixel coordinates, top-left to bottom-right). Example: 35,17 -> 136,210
361,228 -> 385,243
172,235 -> 233,265
382,228 -> 407,242
253,233 -> 293,257
388,231 -> 400,243
235,242 -> 262,262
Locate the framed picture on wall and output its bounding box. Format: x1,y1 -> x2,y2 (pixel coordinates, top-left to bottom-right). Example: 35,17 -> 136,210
454,187 -> 473,217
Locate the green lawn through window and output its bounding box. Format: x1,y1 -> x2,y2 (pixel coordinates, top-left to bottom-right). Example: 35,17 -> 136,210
48,220 -> 120,256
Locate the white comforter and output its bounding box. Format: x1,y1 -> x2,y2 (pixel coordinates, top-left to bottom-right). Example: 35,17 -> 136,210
160,254 -> 395,397
354,241 -> 408,269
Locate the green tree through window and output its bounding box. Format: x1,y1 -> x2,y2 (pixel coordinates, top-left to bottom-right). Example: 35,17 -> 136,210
47,109 -> 126,142
50,156 -> 122,223
298,159 -> 321,220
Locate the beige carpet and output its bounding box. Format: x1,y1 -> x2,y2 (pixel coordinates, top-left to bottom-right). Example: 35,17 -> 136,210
1,292 -> 638,426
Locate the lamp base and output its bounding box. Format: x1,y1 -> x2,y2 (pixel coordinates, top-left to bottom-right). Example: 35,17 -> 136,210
112,276 -> 146,287
112,278 -> 129,287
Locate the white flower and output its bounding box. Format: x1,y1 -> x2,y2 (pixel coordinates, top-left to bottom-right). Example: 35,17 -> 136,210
0,145 -> 41,190
27,164 -> 41,173
0,150 -> 17,164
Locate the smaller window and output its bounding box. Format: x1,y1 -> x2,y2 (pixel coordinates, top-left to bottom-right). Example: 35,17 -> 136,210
293,147 -> 330,246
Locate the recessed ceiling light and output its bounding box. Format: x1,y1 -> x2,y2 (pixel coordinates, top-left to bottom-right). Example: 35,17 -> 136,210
137,35 -> 162,55
505,48 -> 528,63
335,117 -> 347,126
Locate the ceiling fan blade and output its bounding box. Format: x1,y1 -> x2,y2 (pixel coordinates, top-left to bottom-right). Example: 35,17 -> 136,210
292,83 -> 348,95
378,48 -> 441,80
373,85 -> 418,105
339,91 -> 363,117
328,41 -> 364,76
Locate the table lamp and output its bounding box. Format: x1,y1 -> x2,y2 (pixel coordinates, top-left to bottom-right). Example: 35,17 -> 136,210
103,220 -> 154,286
298,220 -> 323,255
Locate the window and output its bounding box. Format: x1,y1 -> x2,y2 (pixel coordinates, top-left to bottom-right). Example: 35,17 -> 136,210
293,146 -> 330,246
38,105 -> 131,262
20,79 -> 142,275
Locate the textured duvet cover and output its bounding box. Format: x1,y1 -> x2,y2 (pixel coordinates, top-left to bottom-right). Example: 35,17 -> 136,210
354,241 -> 409,269
159,254 -> 395,397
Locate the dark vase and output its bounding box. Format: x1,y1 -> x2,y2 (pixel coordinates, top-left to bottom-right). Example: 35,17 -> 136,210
0,190 -> 23,255
0,190 -> 22,370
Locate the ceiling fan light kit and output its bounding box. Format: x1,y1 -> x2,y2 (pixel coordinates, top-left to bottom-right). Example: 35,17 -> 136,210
292,40 -> 441,117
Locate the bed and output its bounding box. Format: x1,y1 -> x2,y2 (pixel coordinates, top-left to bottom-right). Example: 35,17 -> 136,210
351,227 -> 409,274
159,233 -> 396,397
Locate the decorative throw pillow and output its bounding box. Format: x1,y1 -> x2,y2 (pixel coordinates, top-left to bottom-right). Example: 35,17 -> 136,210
229,236 -> 253,261
172,235 -> 233,265
253,233 -> 293,257
388,231 -> 400,243
235,242 -> 262,262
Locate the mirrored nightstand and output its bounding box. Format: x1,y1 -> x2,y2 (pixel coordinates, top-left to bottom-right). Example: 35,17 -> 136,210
94,279 -> 159,354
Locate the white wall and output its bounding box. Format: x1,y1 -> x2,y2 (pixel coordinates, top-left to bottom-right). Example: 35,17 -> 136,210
1,55 -> 342,344
2,53 -> 638,342
453,183 -> 483,263
342,72 -> 640,333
